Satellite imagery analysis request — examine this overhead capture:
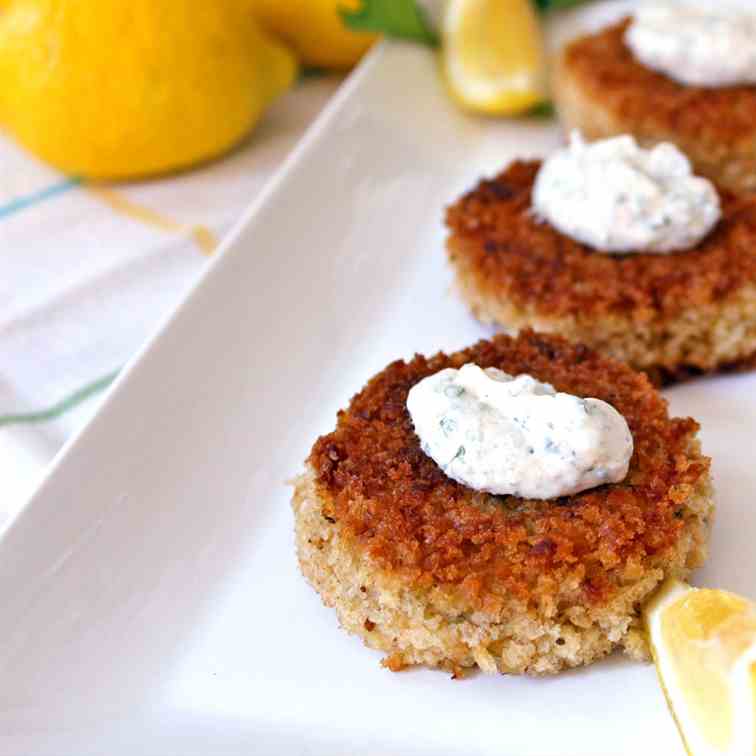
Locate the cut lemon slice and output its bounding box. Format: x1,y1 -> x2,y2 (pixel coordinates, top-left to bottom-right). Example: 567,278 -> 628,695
441,0 -> 547,116
644,579 -> 756,756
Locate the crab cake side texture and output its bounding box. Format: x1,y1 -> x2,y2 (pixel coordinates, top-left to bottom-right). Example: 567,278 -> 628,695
553,18 -> 756,195
446,161 -> 756,380
292,331 -> 713,676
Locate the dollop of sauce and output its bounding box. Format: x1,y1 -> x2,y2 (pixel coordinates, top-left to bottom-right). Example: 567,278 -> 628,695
625,3 -> 756,88
406,364 -> 633,500
532,132 -> 720,254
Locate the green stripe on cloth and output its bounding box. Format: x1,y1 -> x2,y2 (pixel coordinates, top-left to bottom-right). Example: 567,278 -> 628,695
0,177 -> 82,220
0,369 -> 119,428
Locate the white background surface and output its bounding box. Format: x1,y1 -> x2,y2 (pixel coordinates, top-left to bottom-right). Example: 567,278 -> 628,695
1,5 -> 754,755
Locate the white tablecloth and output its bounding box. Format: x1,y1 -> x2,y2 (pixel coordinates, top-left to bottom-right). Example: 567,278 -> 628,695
0,75 -> 341,525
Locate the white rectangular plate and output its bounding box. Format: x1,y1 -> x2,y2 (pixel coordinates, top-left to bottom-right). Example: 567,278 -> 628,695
1,6 -> 754,754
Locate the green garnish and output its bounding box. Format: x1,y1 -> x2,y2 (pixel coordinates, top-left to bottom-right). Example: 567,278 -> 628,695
444,384 -> 465,398
532,0 -> 592,12
440,416 -> 458,436
338,0 -> 584,124
526,101 -> 556,118
340,0 -> 438,46
340,0 -> 594,48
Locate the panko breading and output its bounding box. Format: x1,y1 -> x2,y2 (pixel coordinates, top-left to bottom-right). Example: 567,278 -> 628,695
553,18 -> 756,195
446,160 -> 756,380
292,331 -> 713,676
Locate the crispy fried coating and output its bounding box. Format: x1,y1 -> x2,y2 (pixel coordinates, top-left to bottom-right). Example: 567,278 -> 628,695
294,331 -> 713,674
446,161 -> 756,375
554,18 -> 756,194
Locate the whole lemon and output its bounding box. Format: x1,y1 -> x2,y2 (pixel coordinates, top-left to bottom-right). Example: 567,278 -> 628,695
252,0 -> 377,70
0,0 -> 297,180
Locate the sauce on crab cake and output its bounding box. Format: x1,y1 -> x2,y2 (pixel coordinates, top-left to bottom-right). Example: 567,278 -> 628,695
553,17 -> 756,195
292,330 -> 713,675
446,159 -> 756,381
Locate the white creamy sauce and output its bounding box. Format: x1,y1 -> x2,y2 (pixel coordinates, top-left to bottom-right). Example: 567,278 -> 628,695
532,132 -> 720,254
626,3 -> 756,88
406,364 -> 633,500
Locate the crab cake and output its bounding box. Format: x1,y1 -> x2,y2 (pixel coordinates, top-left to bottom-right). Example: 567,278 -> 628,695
446,160 -> 756,381
553,17 -> 756,195
292,330 -> 713,676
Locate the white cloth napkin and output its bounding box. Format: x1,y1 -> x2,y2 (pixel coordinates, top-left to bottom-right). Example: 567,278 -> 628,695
0,75 -> 340,520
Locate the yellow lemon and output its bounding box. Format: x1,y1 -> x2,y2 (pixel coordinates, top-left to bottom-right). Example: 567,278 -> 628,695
251,0 -> 377,70
441,0 -> 547,115
0,0 -> 297,180
644,579 -> 756,756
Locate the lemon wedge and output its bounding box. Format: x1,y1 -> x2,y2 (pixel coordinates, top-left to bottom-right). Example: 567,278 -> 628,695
441,0 -> 548,116
644,579 -> 756,756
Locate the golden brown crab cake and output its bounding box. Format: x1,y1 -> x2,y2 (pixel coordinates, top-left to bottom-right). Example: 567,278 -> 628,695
292,330 -> 713,676
553,18 -> 756,195
445,160 -> 756,382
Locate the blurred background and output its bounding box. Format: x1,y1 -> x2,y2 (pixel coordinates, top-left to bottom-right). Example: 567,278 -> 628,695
0,0 -> 575,522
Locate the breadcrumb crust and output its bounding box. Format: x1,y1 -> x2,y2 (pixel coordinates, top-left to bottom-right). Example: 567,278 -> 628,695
295,332 -> 714,675
553,18 -> 756,194
445,161 -> 756,374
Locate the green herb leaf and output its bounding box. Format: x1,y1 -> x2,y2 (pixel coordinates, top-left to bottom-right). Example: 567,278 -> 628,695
525,100 -> 556,118
300,66 -> 328,79
533,0 -> 592,13
340,0 -> 438,46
